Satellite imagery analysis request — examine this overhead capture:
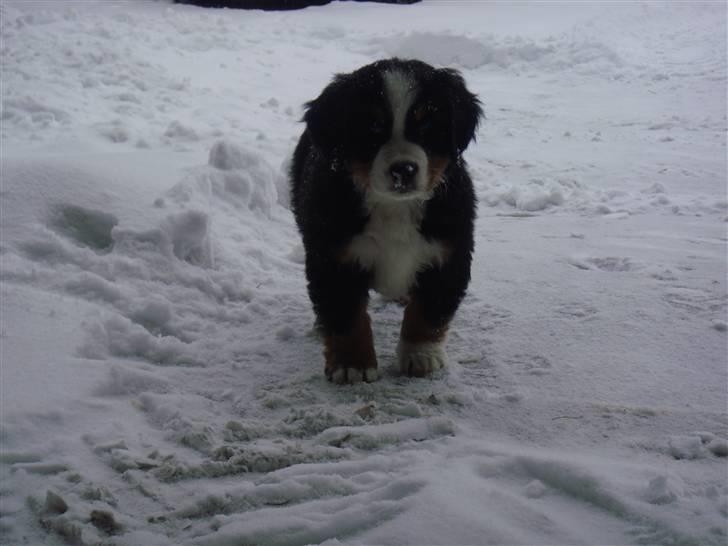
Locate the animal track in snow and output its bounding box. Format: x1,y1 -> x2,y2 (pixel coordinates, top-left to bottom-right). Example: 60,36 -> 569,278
505,354 -> 553,376
555,302 -> 599,319
588,256 -> 635,272
662,287 -> 727,314
48,204 -> 118,252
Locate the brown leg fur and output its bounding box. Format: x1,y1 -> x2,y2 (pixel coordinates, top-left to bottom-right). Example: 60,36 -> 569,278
323,305 -> 377,383
400,298 -> 449,345
399,298 -> 449,378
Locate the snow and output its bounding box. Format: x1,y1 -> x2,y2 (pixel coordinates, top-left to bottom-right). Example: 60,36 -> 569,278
1,0 -> 726,544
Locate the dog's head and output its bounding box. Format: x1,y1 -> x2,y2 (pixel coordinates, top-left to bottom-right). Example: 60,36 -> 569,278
303,58 -> 483,202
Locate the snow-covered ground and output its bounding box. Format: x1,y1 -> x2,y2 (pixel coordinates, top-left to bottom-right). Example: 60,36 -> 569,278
1,1 -> 726,544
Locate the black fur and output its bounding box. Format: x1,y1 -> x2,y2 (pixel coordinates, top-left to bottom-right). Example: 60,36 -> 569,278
291,130 -> 372,334
291,58 -> 482,376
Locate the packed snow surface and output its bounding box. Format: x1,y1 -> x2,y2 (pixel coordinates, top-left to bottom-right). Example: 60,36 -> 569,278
1,1 -> 726,545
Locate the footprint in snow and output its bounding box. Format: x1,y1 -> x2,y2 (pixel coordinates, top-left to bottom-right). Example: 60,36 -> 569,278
505,354 -> 553,376
555,302 -> 599,320
48,204 -> 118,252
568,256 -> 635,272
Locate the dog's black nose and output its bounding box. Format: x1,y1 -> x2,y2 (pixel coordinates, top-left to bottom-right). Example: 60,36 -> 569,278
389,161 -> 419,192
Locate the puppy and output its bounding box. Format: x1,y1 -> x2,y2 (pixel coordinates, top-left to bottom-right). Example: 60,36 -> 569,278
291,58 -> 482,384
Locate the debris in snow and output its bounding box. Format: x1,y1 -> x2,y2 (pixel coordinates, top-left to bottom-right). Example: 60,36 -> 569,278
90,509 -> 123,535
44,491 -> 68,515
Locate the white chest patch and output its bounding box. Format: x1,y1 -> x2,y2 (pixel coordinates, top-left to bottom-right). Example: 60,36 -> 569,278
344,200 -> 445,300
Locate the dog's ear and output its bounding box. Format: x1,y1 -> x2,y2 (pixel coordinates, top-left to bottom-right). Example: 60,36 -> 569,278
302,73 -> 354,157
436,68 -> 483,156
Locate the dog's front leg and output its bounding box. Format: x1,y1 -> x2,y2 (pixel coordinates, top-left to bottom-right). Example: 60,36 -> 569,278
322,302 -> 378,384
398,297 -> 450,377
397,252 -> 471,377
307,260 -> 378,384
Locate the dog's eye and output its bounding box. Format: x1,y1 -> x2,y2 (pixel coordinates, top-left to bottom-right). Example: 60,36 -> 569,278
413,102 -> 440,132
367,109 -> 387,136
370,119 -> 385,135
414,102 -> 437,121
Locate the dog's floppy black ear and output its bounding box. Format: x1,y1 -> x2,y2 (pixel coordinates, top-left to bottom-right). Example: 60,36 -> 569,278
302,73 -> 354,157
436,68 -> 483,156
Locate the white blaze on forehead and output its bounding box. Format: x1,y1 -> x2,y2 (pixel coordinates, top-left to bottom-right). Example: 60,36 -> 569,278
369,68 -> 429,201
384,70 -> 417,139
346,68 -> 441,298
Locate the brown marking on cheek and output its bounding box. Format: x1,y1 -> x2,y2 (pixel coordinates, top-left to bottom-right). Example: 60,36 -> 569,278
350,161 -> 373,193
400,298 -> 449,345
323,305 -> 377,381
427,156 -> 450,191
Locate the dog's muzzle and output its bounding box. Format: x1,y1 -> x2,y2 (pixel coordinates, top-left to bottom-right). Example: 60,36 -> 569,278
389,161 -> 419,193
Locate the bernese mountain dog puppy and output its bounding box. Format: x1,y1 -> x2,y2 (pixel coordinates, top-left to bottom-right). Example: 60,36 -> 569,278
291,58 -> 482,384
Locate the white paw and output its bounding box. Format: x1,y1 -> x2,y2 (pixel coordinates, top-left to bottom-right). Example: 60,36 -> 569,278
329,367 -> 379,384
397,341 -> 447,377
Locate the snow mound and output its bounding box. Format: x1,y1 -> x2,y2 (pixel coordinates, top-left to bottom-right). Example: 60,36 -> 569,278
387,32 -> 622,75
668,435 -> 707,460
208,141 -> 280,216
165,140 -> 281,217
391,33 -> 529,69
209,140 -> 265,172
481,178 -> 574,212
